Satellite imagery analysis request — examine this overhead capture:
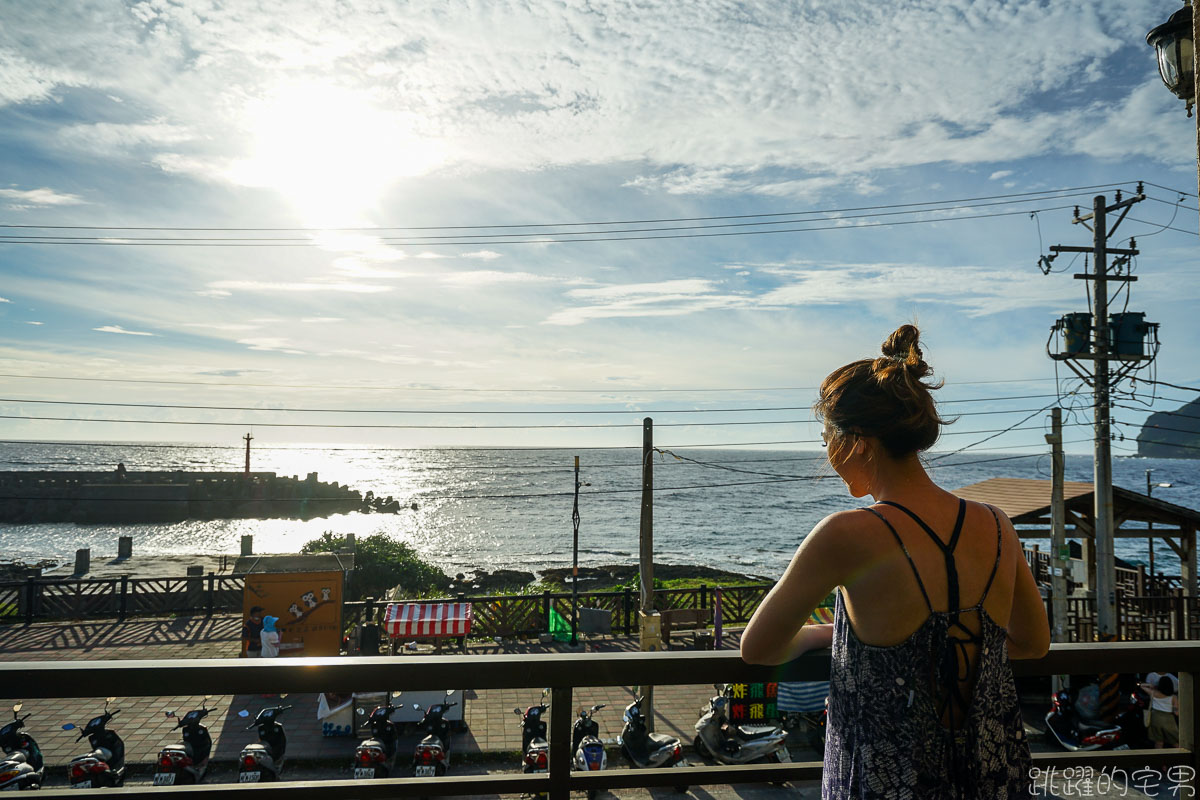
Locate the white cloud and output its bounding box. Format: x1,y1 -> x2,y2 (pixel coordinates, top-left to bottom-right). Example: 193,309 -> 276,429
237,337 -> 305,354
178,322 -> 259,331
0,0 -> 1175,201
302,317 -> 343,323
989,170 -> 1014,180
208,280 -> 392,294
439,270 -> 556,286
0,297 -> 9,303
462,250 -> 502,260
0,187 -> 86,206
94,325 -> 156,336
25,321 -> 43,325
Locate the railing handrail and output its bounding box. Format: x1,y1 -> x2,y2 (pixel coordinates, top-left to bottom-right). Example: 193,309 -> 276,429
16,642 -> 1200,799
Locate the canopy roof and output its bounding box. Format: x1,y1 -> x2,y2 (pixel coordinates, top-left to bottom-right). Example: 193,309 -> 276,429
953,477 -> 1200,534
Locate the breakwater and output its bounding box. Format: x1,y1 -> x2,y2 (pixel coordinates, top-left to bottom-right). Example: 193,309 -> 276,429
0,470 -> 364,523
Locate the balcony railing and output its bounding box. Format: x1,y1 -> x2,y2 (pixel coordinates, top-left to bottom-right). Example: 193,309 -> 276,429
16,640 -> 1200,798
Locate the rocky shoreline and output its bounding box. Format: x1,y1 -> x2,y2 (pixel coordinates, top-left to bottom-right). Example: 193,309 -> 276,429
447,563 -> 772,593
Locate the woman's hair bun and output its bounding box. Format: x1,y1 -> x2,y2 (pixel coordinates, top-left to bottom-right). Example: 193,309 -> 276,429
876,324 -> 931,380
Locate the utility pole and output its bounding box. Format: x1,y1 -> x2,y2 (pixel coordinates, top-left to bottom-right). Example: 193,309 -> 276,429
1043,186 -> 1159,641
243,432 -> 253,476
1046,408 -> 1068,644
1045,408 -> 1067,694
639,418 -> 654,613
570,455 -> 581,649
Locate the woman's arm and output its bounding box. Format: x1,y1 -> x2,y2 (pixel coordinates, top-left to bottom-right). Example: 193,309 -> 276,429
999,508 -> 1051,660
741,512 -> 853,665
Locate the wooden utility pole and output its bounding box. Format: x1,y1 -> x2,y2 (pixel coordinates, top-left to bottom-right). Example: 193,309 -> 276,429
1046,408 -> 1067,694
1091,195 -> 1117,640
243,432 -> 253,476
639,418 -> 654,613
1047,408 -> 1068,643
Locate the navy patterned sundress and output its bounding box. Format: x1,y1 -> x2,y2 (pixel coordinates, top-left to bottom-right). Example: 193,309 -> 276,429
822,499 -> 1033,799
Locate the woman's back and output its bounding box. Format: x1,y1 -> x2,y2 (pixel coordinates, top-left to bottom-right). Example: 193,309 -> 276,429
822,494 -> 1033,799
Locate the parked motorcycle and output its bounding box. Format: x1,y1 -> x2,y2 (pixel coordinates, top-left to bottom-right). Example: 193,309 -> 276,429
572,703 -> 607,800
354,692 -> 401,779
694,684 -> 790,765
1044,685 -> 1148,751
782,705 -> 827,760
238,698 -> 292,782
413,690 -> 457,777
619,696 -> 688,793
153,696 -> 215,785
65,698 -> 125,789
0,703 -> 43,790
515,689 -> 550,778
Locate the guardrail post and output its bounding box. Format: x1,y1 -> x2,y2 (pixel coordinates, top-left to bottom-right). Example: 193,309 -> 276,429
624,588 -> 632,636
118,576 -> 128,621
1181,669 -> 1200,795
549,685 -> 573,799
543,590 -> 552,632
1178,589 -> 1188,641
23,579 -> 34,625
206,573 -> 215,616
700,583 -> 707,610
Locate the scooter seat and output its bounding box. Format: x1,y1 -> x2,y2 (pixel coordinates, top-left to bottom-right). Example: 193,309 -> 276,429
648,733 -> 677,749
734,725 -> 779,740
162,743 -> 191,759
1076,720 -> 1117,736
1,752 -> 27,764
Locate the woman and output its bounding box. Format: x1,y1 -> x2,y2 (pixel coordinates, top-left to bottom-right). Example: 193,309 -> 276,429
741,324 -> 1049,799
1141,673 -> 1180,748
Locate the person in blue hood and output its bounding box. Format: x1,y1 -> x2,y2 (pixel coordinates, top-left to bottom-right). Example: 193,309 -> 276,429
260,615 -> 281,658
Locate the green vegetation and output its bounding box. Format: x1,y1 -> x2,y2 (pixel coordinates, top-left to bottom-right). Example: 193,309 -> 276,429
301,533 -> 449,600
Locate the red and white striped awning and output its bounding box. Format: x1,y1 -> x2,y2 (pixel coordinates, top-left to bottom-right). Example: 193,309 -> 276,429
384,602 -> 473,638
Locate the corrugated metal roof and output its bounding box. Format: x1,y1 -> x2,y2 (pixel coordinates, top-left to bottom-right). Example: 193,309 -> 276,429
953,477 -> 1200,527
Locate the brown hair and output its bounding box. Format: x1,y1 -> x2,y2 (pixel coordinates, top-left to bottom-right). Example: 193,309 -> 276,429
814,324 -> 948,460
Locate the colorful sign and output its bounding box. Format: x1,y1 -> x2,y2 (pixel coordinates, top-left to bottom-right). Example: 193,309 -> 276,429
729,606 -> 834,721
243,570 -> 344,657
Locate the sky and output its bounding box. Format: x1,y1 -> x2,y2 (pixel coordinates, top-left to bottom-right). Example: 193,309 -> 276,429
0,0 -> 1197,455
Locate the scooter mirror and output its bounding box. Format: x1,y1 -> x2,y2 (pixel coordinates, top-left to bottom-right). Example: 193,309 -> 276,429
513,708 -> 521,715
165,711 -> 176,718
237,710 -> 250,718
11,704 -> 20,714
106,696 -> 116,703
356,708 -> 366,716
445,689 -> 454,696
412,703 -> 420,710
61,723 -> 76,731
204,695 -> 213,700
279,693 -> 288,700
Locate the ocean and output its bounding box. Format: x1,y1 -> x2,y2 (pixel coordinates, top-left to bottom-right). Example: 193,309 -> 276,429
1,441 -> 1197,580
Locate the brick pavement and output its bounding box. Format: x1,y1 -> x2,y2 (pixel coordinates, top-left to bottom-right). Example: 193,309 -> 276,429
0,614 -> 809,771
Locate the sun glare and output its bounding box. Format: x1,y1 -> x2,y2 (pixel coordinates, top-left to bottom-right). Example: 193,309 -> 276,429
227,83 -> 445,225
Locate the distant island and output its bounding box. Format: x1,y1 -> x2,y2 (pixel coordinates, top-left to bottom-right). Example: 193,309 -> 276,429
1137,394 -> 1200,459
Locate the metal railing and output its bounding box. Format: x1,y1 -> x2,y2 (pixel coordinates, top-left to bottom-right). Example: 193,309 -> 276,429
17,641 -> 1200,798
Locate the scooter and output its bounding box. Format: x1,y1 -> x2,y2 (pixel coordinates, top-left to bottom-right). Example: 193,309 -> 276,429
154,696 -> 215,785
64,698 -> 125,789
515,690 -> 550,778
694,684 -> 790,765
238,698 -> 292,782
1044,685 -> 1148,751
782,705 -> 827,760
413,690 -> 458,777
572,704 -> 607,800
354,692 -> 401,779
619,696 -> 688,793
0,703 -> 43,790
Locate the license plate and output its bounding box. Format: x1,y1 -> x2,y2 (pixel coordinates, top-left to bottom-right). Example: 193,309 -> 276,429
775,748 -> 792,762
1114,744 -> 1131,751
69,782 -> 91,790
153,773 -> 177,786
415,765 -> 436,777
353,768 -> 376,779
239,772 -> 262,783
672,760 -> 688,768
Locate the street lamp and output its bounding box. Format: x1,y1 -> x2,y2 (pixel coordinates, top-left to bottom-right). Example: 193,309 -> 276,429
1146,469 -> 1176,584
1147,2 -> 1195,115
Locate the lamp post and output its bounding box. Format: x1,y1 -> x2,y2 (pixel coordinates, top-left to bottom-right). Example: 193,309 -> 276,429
1146,469 -> 1175,586
1146,2 -> 1199,207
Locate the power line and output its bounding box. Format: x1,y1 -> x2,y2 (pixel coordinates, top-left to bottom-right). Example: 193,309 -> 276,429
0,396 -> 1056,419
0,372 -> 1060,391
0,182 -> 1139,233
0,194 -> 1112,243
0,204 -> 1082,247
